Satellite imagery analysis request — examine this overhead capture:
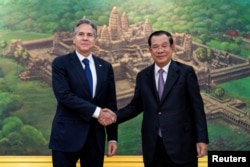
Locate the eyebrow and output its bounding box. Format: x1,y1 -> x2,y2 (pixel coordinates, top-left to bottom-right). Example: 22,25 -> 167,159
152,42 -> 170,46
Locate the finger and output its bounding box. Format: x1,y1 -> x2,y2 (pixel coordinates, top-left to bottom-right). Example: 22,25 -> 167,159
107,143 -> 117,157
103,108 -> 112,113
98,118 -> 108,126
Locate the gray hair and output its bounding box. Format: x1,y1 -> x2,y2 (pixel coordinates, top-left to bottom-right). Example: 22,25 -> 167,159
73,19 -> 97,37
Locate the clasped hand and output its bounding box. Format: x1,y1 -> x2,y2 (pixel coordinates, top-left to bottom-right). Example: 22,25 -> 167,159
98,108 -> 116,126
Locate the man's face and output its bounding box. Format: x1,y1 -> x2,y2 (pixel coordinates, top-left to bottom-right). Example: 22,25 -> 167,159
73,24 -> 96,56
149,34 -> 175,67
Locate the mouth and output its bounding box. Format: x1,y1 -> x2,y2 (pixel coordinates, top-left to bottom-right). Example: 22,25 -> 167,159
81,43 -> 89,46
156,55 -> 165,59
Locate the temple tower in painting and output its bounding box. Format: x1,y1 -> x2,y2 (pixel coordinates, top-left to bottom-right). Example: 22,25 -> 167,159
99,25 -> 110,47
109,6 -> 123,41
143,18 -> 152,37
121,12 -> 129,32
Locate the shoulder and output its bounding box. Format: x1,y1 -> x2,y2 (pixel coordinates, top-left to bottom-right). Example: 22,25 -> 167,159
171,60 -> 194,72
93,55 -> 112,67
53,52 -> 76,62
52,52 -> 76,68
137,64 -> 154,77
53,52 -> 75,62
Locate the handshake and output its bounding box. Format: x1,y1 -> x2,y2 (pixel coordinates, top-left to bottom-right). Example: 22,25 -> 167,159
98,108 -> 117,126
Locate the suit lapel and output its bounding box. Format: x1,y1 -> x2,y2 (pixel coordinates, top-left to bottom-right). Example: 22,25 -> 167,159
147,62 -> 179,103
69,52 -> 92,97
93,56 -> 104,98
146,65 -> 160,102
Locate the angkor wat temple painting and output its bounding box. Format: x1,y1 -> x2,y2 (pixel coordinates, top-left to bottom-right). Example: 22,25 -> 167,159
0,0 -> 250,155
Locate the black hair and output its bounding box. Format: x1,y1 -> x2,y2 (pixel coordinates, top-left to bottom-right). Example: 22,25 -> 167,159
148,30 -> 173,46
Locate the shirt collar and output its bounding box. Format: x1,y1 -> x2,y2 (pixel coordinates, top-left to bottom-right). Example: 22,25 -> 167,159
154,60 -> 171,75
75,50 -> 94,64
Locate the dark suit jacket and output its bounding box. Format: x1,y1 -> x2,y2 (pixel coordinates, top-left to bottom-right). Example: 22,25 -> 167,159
116,60 -> 209,165
49,51 -> 117,154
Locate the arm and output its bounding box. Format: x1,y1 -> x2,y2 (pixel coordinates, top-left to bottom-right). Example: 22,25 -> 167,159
187,67 -> 209,142
187,67 -> 209,156
103,64 -> 118,156
115,72 -> 143,124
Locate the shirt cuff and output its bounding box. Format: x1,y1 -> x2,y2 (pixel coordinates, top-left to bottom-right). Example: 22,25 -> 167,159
92,107 -> 101,118
108,140 -> 117,143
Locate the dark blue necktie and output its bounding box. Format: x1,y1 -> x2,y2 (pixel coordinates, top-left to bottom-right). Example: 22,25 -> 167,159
82,59 -> 93,96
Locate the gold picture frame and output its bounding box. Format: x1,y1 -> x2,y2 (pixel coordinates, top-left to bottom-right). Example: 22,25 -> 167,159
0,156 -> 208,167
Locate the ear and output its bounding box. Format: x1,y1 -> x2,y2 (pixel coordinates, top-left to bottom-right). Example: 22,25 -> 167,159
171,44 -> 175,50
149,47 -> 152,53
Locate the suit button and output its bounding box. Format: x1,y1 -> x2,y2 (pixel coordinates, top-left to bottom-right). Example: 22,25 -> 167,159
158,112 -> 162,115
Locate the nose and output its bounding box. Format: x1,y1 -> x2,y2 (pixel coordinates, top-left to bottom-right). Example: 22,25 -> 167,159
157,47 -> 164,52
82,34 -> 88,40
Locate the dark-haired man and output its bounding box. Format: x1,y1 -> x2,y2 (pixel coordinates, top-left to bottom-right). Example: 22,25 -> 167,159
102,30 -> 209,167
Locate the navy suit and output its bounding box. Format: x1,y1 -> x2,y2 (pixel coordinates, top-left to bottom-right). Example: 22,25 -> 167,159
49,51 -> 117,166
116,60 -> 209,166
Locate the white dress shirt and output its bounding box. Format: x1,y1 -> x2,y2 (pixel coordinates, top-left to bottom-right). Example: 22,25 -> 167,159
76,51 -> 101,118
154,60 -> 171,89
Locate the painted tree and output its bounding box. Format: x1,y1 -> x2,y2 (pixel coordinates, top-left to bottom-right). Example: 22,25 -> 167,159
214,87 -> 225,99
0,40 -> 7,56
195,47 -> 207,62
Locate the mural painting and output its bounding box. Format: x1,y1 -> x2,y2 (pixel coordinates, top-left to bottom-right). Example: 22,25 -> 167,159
0,0 -> 250,155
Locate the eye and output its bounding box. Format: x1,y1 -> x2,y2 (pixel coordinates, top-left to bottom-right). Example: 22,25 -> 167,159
87,33 -> 94,37
77,32 -> 84,36
152,45 -> 159,49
